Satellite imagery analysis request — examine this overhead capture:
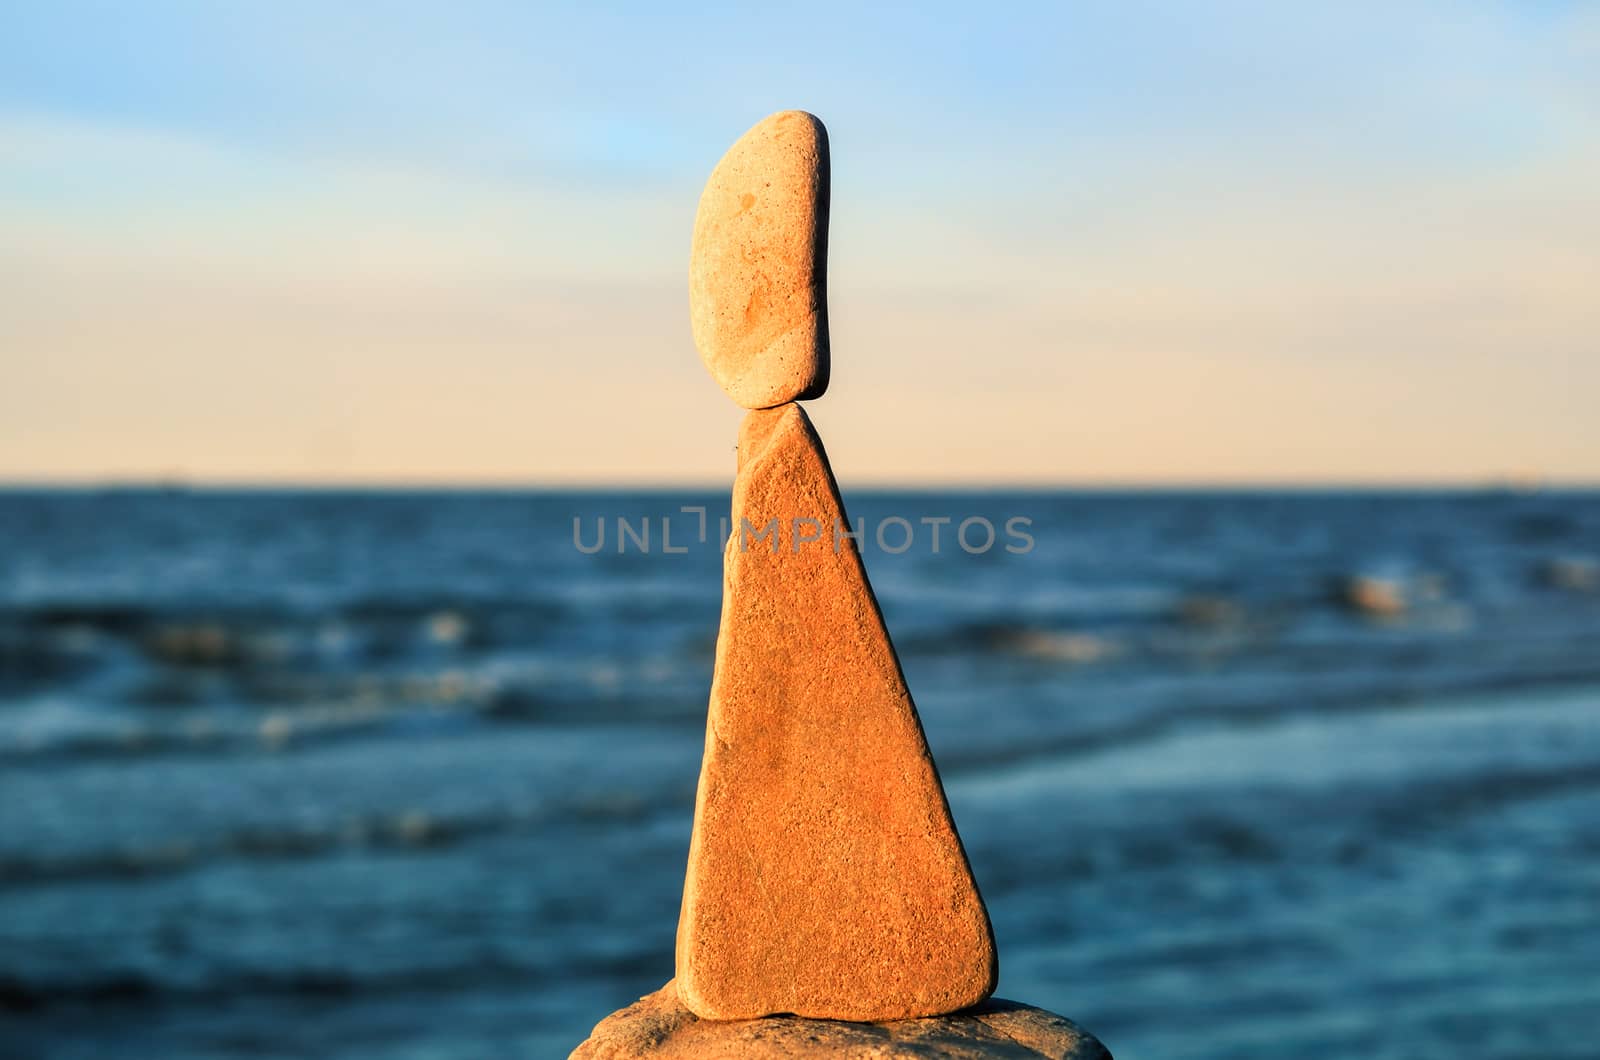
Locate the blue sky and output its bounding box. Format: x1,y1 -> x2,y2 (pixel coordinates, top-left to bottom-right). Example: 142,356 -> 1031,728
3,2 -> 1597,483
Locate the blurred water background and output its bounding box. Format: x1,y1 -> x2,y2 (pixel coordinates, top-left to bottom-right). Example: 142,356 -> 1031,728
1,487 -> 1598,1059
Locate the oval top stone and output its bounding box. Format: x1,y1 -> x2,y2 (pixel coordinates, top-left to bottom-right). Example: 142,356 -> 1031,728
690,111 -> 829,409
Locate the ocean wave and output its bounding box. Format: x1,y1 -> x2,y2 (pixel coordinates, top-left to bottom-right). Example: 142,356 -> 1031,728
0,691 -> 494,767
0,789 -> 680,891
0,597 -> 571,683
899,621 -> 1125,663
979,756 -> 1600,904
0,947 -> 665,1013
0,662 -> 710,766
939,662 -> 1600,776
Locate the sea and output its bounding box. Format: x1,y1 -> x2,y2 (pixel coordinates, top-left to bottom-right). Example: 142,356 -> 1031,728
1,488 -> 1598,1059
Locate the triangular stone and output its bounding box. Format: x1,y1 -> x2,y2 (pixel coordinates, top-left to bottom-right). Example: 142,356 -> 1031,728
676,403 -> 997,1021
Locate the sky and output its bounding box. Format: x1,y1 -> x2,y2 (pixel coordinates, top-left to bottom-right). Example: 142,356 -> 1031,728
2,1 -> 1597,486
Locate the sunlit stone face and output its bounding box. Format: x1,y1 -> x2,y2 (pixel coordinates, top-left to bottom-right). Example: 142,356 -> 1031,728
689,110 -> 830,409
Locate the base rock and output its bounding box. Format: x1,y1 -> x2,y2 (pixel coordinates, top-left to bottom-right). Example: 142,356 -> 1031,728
570,980 -> 1111,1059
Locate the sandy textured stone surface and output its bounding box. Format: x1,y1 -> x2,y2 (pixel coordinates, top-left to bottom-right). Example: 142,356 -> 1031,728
690,111 -> 829,409
676,404 -> 996,1021
570,980 -> 1110,1059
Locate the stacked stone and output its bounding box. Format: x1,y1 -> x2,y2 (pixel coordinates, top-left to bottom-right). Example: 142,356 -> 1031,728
571,112 -> 1108,1060
678,109 -> 995,1023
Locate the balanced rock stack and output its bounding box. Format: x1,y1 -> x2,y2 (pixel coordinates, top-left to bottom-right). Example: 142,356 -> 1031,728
571,112 -> 1109,1060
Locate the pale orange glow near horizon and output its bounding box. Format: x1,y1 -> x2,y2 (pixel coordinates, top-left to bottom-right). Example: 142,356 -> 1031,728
4,5 -> 1598,487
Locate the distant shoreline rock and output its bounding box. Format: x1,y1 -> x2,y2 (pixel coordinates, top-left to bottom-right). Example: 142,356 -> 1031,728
569,979 -> 1112,1059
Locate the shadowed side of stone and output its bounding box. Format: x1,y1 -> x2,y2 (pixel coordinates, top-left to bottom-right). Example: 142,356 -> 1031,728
569,980 -> 1112,1060
675,403 -> 996,1021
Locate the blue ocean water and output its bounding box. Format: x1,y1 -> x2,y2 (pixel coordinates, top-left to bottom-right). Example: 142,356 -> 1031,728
1,488 -> 1598,1059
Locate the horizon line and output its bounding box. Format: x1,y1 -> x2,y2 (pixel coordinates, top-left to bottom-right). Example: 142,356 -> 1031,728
0,475 -> 1592,494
